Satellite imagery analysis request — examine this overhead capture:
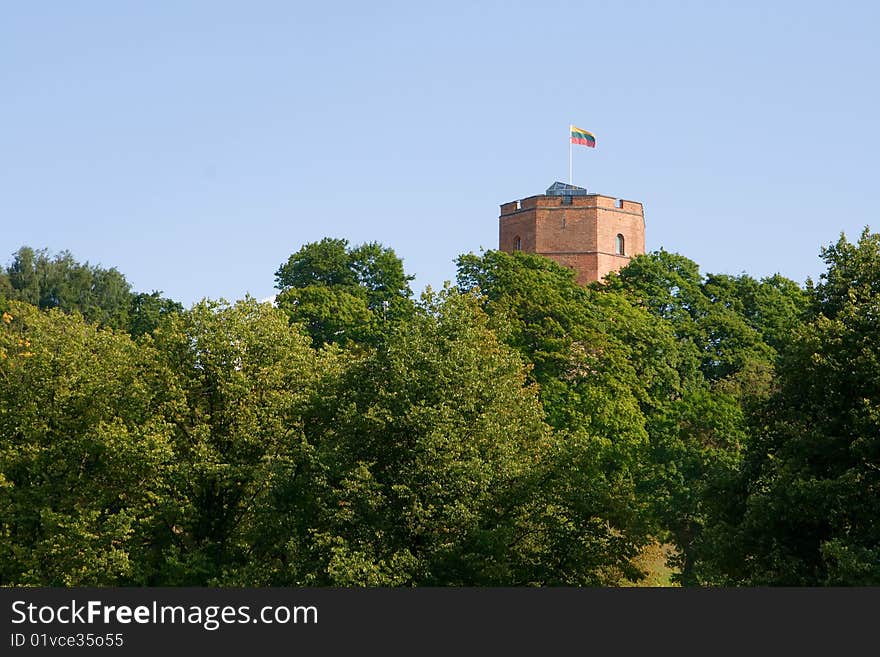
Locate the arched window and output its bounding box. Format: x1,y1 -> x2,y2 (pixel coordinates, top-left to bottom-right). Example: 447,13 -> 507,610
615,234 -> 625,256
513,236 -> 522,251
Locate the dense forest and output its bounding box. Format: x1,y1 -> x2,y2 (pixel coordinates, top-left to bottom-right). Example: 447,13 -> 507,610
1,230 -> 879,586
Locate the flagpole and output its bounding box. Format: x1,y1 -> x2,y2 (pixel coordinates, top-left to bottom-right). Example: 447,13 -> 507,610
568,124 -> 572,184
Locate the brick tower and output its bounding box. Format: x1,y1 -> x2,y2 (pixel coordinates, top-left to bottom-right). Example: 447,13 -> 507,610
498,182 -> 645,285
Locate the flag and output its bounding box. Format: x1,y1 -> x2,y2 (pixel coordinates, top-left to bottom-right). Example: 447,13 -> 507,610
570,126 -> 596,148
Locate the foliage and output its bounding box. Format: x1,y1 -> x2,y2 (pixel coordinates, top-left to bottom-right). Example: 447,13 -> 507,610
144,298 -> 325,584
698,229 -> 880,584
289,289 -> 554,584
275,238 -> 414,346
604,250 -> 804,381
8,228 -> 880,587
0,303 -> 173,584
601,250 -> 805,581
3,247 -> 133,329
1,247 -> 181,337
456,251 -> 690,580
129,291 -> 185,339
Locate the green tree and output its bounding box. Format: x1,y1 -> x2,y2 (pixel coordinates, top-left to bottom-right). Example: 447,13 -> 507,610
4,247 -> 41,305
2,247 -> 184,337
0,271 -> 12,305
457,250 -> 698,581
274,238 -> 414,346
228,289 -> 553,585
145,298 -> 326,584
605,252 -> 805,582
644,389 -> 747,584
606,250 -> 779,382
699,229 -> 880,585
457,250 -> 696,411
3,247 -> 133,329
702,272 -> 807,354
129,291 -> 184,338
0,303 -> 173,585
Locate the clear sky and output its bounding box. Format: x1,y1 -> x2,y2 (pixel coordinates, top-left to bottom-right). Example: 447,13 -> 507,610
2,1 -> 878,305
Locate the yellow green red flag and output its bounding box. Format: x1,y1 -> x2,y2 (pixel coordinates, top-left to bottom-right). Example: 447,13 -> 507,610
570,126 -> 596,148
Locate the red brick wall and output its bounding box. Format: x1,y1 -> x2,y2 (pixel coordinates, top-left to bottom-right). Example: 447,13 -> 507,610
498,210 -> 536,253
534,207 -> 599,255
499,193 -> 645,284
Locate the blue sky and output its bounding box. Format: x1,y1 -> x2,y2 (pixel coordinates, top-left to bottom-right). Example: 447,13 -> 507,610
2,1 -> 878,305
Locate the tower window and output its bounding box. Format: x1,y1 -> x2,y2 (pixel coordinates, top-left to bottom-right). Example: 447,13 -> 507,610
616,234 -> 625,255
513,236 -> 522,251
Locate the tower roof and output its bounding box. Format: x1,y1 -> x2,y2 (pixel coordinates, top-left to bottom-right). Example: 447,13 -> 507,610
545,181 -> 588,196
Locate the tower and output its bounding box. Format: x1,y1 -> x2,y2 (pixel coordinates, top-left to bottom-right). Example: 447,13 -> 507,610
498,182 -> 645,284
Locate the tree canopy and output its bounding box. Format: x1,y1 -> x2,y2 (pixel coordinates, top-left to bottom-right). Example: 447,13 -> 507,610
4,230 -> 880,586
0,246 -> 182,337
274,238 -> 414,347
697,229 -> 880,584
